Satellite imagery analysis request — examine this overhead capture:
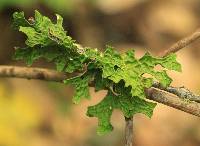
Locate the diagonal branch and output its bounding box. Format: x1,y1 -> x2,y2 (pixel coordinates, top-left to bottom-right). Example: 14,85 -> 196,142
0,65 -> 200,117
146,87 -> 200,117
160,28 -> 200,57
153,82 -> 200,103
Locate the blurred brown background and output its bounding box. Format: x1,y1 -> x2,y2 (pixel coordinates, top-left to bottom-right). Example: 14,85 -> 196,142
0,0 -> 200,146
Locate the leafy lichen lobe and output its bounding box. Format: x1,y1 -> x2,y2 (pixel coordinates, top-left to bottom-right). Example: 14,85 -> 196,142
13,10 -> 182,135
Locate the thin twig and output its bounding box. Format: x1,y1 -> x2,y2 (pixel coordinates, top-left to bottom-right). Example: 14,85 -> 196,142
0,65 -> 67,82
0,65 -> 199,117
160,28 -> 200,57
125,117 -> 133,146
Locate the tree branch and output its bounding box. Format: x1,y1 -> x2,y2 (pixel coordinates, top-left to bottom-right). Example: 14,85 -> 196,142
146,87 -> 200,117
160,28 -> 200,57
125,117 -> 133,146
0,65 -> 67,82
0,65 -> 200,117
153,82 -> 200,103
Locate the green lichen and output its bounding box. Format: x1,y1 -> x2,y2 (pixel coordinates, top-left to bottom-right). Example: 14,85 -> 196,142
13,10 -> 182,135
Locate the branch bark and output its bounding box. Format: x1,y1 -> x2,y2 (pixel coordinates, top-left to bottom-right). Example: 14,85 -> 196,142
153,82 -> 200,103
125,117 -> 133,146
0,65 -> 67,82
0,65 -> 200,117
160,28 -> 200,57
146,87 -> 200,117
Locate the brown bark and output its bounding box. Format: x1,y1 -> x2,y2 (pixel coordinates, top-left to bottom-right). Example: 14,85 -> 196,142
146,87 -> 200,117
125,117 -> 133,146
160,28 -> 200,57
0,65 -> 199,117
